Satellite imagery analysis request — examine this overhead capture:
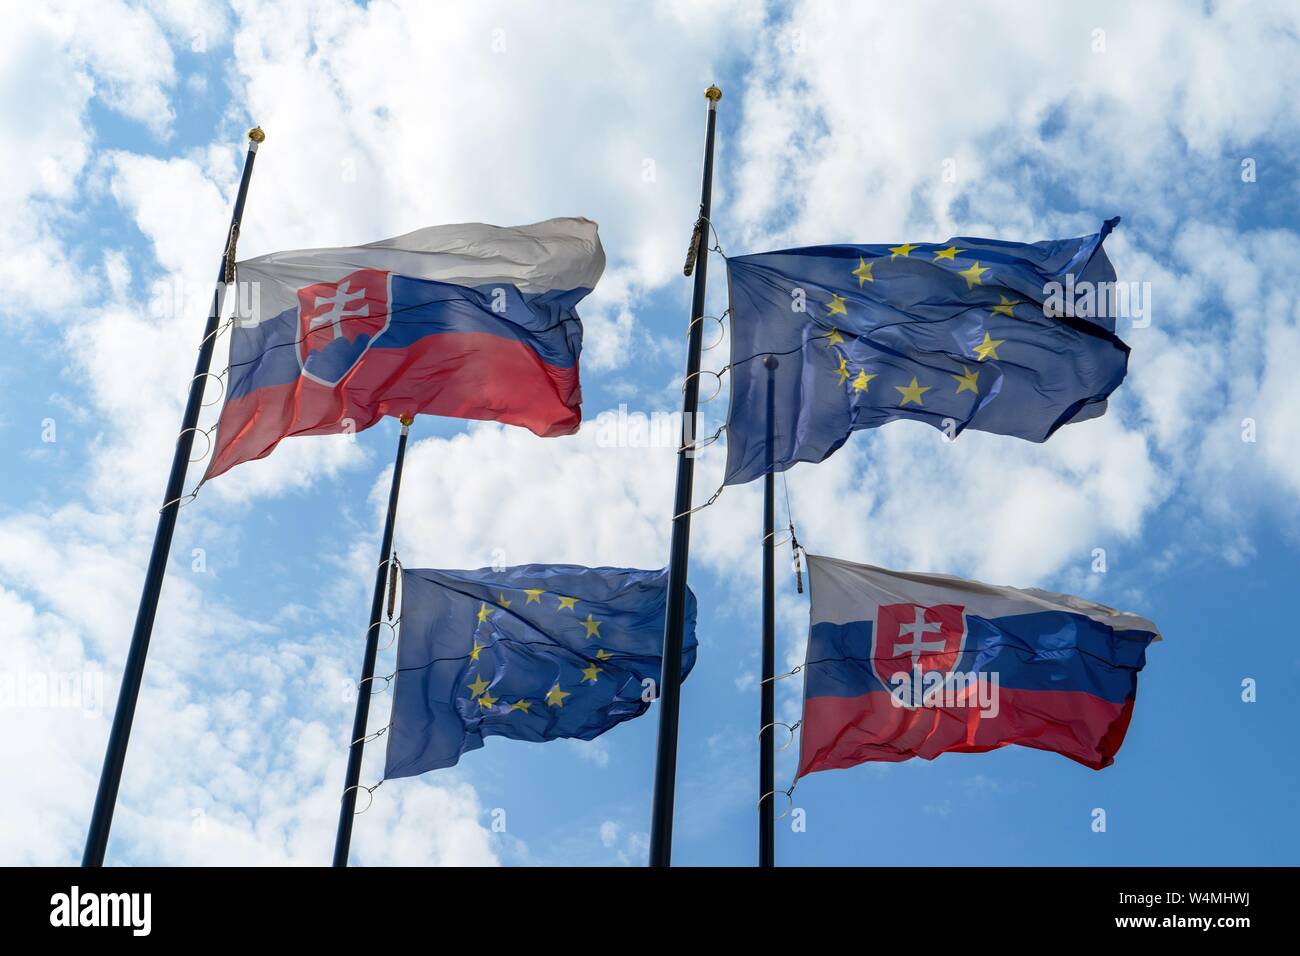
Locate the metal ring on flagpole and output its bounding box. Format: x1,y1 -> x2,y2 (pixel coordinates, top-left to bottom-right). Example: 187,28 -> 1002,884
681,367 -> 728,405
698,215 -> 726,258
760,720 -> 801,753
762,527 -> 794,547
178,424 -> 214,464
377,619 -> 400,652
687,314 -> 727,352
757,787 -> 795,821
360,674 -> 392,697
343,781 -> 381,815
194,370 -> 227,408
760,720 -> 800,753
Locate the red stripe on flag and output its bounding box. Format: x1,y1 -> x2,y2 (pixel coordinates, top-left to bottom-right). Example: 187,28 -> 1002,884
207,330 -> 581,478
797,688 -> 1136,775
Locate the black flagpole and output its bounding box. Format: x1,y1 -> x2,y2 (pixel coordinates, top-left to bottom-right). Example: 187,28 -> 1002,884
333,414 -> 413,867
82,126 -> 265,868
760,355 -> 778,867
649,84 -> 721,867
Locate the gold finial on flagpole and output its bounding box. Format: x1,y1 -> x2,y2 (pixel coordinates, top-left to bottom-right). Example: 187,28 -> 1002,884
704,85 -> 722,103
399,414 -> 414,427
247,126 -> 266,143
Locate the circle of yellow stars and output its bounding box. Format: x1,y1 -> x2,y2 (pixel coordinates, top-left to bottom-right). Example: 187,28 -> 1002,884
463,588 -> 616,717
814,241 -> 1019,409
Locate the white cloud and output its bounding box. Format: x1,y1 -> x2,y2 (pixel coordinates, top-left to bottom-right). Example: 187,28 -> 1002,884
734,1 -> 1300,244
567,739 -> 611,768
40,1 -> 178,136
596,817 -> 650,865
392,417 -> 679,571
577,267 -> 641,372
147,0 -> 232,51
0,7 -> 98,317
598,819 -> 619,848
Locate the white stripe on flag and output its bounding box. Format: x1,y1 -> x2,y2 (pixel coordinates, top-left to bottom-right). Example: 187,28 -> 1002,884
806,554 -> 1161,639
236,217 -> 605,326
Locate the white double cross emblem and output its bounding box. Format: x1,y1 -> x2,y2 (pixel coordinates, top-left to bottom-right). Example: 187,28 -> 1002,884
309,280 -> 370,339
893,607 -> 946,667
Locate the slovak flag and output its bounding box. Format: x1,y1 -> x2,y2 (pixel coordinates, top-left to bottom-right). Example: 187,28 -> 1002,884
798,555 -> 1161,775
206,218 -> 605,478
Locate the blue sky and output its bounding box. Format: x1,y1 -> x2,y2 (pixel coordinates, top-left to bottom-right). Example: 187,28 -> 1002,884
3,1 -> 1299,866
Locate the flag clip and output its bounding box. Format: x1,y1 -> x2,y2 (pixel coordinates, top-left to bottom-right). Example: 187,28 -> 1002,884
222,220 -> 241,284
790,525 -> 804,594
385,553 -> 401,621
683,211 -> 704,276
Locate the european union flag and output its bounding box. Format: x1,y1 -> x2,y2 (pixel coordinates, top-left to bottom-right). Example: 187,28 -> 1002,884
384,564 -> 697,778
723,219 -> 1129,485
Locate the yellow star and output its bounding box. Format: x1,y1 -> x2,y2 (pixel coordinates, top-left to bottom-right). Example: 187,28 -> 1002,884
889,242 -> 917,259
523,588 -> 545,604
580,662 -> 602,683
852,258 -> 874,285
581,613 -> 602,638
834,356 -> 850,386
469,639 -> 485,662
973,331 -> 1004,361
467,674 -> 490,699
951,366 -> 980,395
545,684 -> 571,708
478,690 -> 498,710
826,294 -> 848,317
476,602 -> 490,624
595,649 -> 613,661
556,595 -> 577,611
824,327 -> 845,347
894,377 -> 931,406
509,699 -> 531,713
933,245 -> 963,261
852,369 -> 877,393
497,593 -> 512,608
958,261 -> 990,288
992,294 -> 1020,317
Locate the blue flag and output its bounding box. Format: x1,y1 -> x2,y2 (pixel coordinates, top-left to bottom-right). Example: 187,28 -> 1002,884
723,219 -> 1129,485
384,564 -> 696,778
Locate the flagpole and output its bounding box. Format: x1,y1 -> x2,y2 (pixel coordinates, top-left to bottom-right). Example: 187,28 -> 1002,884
760,355 -> 778,867
649,84 -> 721,867
333,414 -> 413,867
81,126 -> 265,868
